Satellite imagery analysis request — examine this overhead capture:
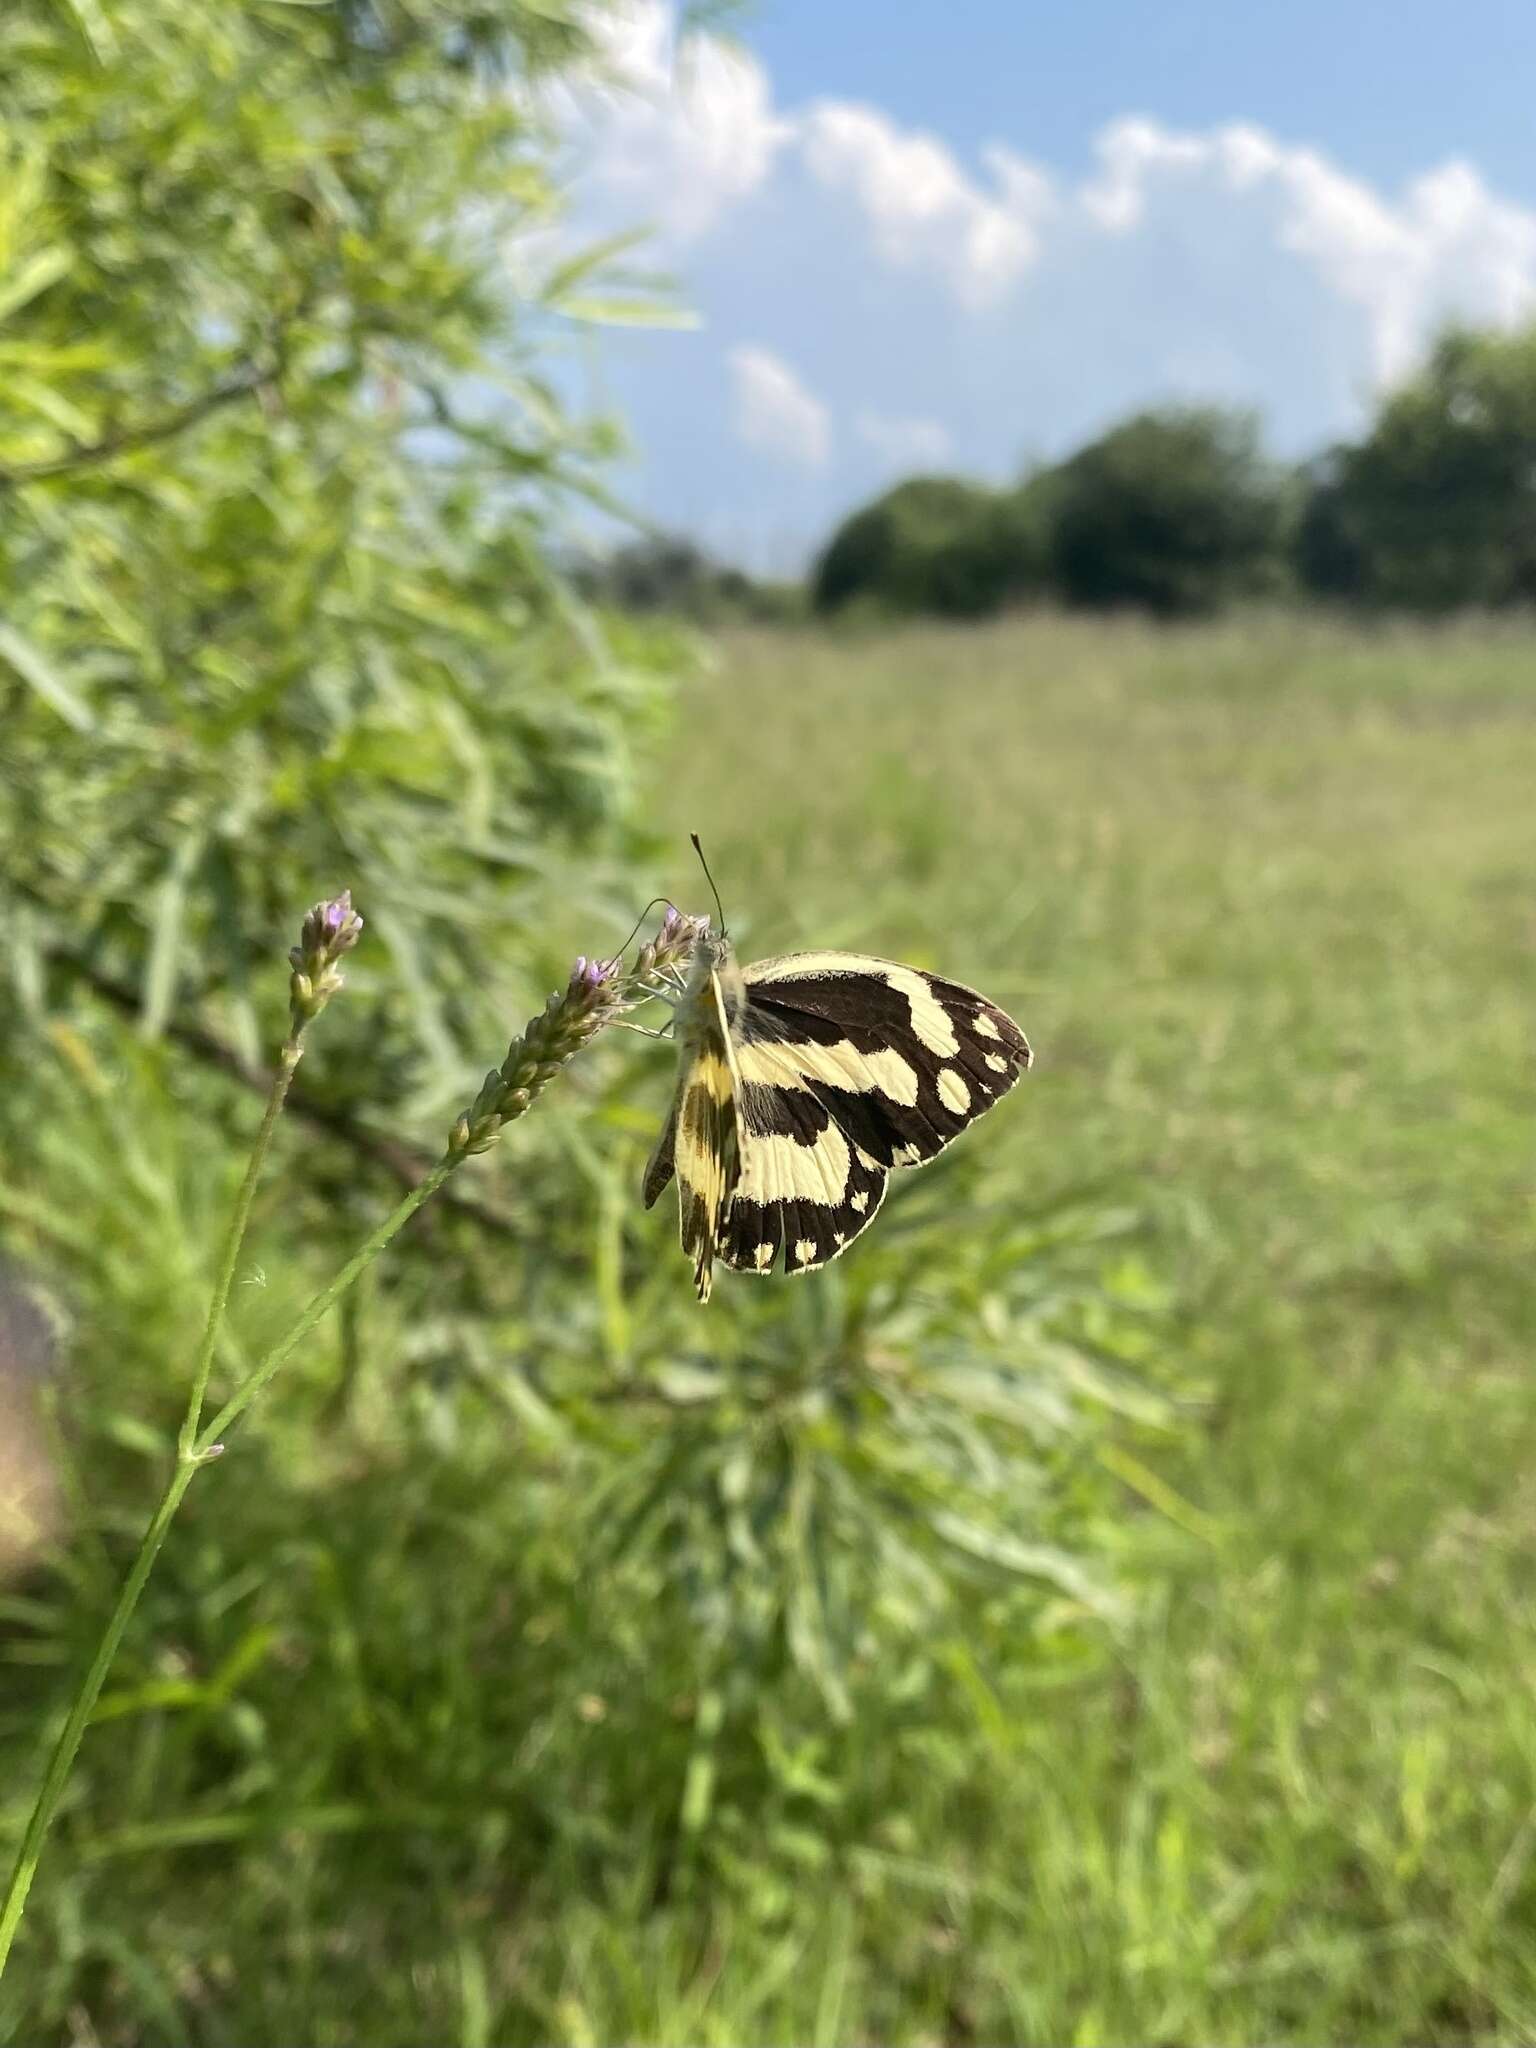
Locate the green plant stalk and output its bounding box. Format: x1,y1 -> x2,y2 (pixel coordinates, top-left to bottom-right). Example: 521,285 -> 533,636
0,914 -> 668,1983
195,1158 -> 454,1453
0,1459 -> 196,1977
0,1123 -> 455,1982
178,1036 -> 303,1457
0,1038 -> 307,1978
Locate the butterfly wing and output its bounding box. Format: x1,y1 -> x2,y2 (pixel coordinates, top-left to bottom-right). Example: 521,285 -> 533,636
717,1076 -> 890,1276
717,951 -> 1031,1277
642,968 -> 740,1302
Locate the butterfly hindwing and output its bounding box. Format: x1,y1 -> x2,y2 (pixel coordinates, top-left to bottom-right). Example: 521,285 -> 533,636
648,968 -> 740,1302
717,1073 -> 889,1276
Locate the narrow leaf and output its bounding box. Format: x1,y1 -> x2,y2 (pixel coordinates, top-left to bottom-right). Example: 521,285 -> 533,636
0,622 -> 94,731
929,1510 -> 1123,1618
0,246 -> 71,325
140,834 -> 204,1041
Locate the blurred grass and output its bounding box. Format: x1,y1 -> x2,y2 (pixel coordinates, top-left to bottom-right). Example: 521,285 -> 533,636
634,609 -> 1536,2043
4,607 -> 1535,2044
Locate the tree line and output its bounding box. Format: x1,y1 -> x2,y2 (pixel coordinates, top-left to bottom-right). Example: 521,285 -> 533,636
594,324 -> 1536,621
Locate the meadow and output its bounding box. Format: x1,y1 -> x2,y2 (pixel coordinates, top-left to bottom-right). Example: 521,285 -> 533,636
649,611 -> 1536,2043
3,608 -> 1534,2045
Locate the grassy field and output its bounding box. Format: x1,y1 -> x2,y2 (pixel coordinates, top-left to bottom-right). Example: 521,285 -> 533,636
641,611 -> 1536,2043
4,609 -> 1535,2045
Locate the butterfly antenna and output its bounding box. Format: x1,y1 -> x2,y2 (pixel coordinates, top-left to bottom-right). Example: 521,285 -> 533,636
690,832 -> 728,937
613,895 -> 677,959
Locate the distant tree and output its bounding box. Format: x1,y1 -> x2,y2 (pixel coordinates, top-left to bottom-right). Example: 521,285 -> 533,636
1294,327 -> 1536,609
1045,406 -> 1285,617
811,475 -> 1046,618
583,535 -> 717,612
578,534 -> 803,621
1291,452 -> 1369,600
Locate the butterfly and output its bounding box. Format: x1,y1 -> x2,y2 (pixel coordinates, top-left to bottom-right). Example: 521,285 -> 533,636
643,916 -> 1032,1303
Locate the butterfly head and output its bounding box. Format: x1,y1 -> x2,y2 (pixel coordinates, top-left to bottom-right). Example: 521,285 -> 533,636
680,918 -> 734,993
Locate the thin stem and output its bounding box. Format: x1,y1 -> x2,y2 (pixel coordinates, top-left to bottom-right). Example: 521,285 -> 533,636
0,1461 -> 195,1974
196,1155 -> 456,1454
0,1152 -> 461,1986
0,1036 -> 307,1982
178,1037 -> 303,1457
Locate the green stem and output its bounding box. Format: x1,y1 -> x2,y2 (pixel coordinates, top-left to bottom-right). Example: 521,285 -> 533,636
195,1157 -> 456,1454
0,1054 -> 457,1994
0,1044 -> 309,1983
0,1148 -> 461,1982
0,1460 -> 195,1975
178,1036 -> 303,1457
0,1150 -> 461,1983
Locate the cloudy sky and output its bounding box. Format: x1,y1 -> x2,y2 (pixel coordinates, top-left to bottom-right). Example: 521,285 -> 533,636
556,0 -> 1536,570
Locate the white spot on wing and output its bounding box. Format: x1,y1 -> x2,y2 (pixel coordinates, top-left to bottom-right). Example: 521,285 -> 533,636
793,1237 -> 816,1266
973,1011 -> 1001,1041
754,1242 -> 774,1270
985,1052 -> 1008,1073
937,1067 -> 970,1114
893,1143 -> 924,1167
850,1189 -> 869,1213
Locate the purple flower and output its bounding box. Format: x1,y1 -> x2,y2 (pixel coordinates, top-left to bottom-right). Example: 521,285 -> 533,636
289,888 -> 365,1028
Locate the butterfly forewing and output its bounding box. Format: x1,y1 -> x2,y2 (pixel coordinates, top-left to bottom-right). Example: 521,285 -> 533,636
741,952 -> 1030,1158
647,940 -> 1030,1295
718,952 -> 1029,1277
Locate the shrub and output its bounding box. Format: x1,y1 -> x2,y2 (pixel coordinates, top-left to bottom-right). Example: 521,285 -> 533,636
578,535 -> 805,622
812,475 -> 1047,618
1293,326 -> 1536,610
1044,406 -> 1286,617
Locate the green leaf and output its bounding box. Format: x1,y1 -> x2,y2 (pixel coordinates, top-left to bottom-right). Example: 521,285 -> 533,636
555,297 -> 701,330
0,621 -> 94,731
0,245 -> 73,326
537,229 -> 652,307
929,1510 -> 1123,1619
140,834 -> 205,1042
651,1362 -> 723,1404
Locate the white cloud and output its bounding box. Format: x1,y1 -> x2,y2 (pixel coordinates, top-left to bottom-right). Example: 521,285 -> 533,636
563,11 -> 1536,386
1080,116 -> 1536,379
566,0 -> 792,241
800,102 -> 1055,306
729,346 -> 831,468
555,8 -> 1536,561
855,411 -> 953,469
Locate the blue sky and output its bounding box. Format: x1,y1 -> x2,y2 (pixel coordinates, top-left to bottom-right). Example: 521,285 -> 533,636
556,1 -> 1536,570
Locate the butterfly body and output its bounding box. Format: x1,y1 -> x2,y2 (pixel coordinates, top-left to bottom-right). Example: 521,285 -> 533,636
645,928 -> 1031,1302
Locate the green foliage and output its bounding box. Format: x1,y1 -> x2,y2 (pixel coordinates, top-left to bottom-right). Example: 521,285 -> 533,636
662,615 -> 1536,2045
1294,325 -> 1536,610
0,0 -> 674,1115
0,8 -> 1172,2041
811,475 -> 1047,619
1043,405 -> 1286,617
0,1021 -> 1162,2040
807,412 -> 1284,625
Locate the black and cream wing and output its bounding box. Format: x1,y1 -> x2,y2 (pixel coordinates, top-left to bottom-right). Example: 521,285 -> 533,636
717,1075 -> 891,1277
641,973 -> 740,1303
717,951 -> 1031,1277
